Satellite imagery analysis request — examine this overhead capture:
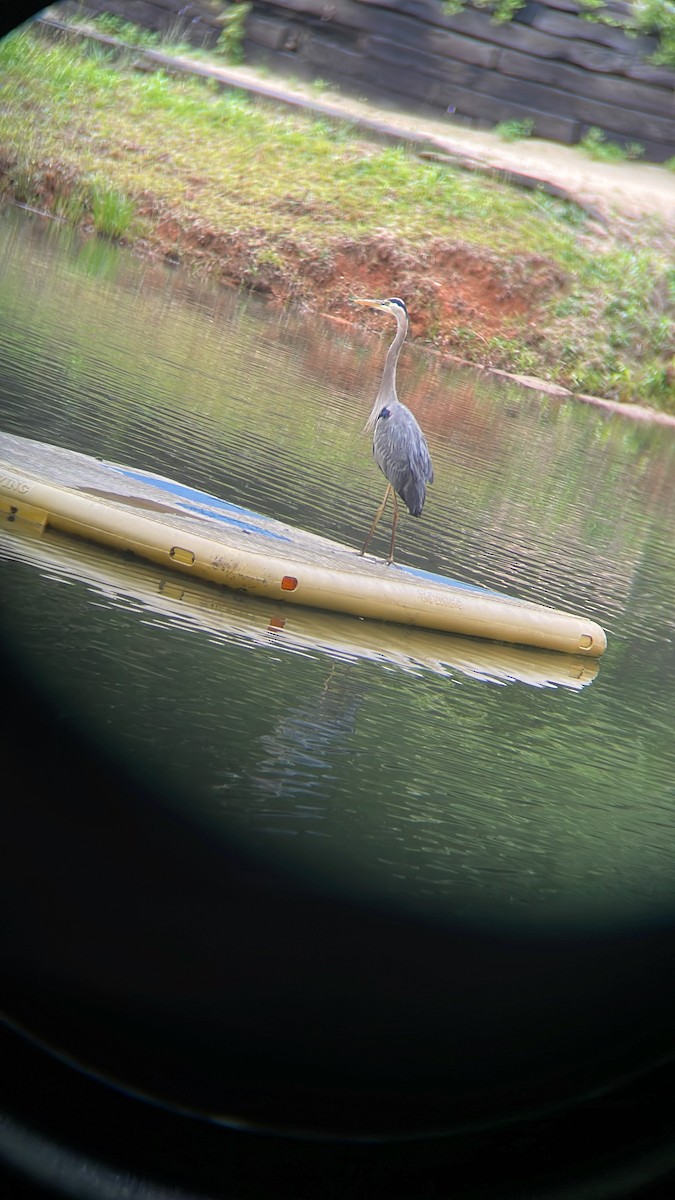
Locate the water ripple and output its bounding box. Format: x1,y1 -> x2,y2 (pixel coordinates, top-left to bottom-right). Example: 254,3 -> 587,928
2,206 -> 675,930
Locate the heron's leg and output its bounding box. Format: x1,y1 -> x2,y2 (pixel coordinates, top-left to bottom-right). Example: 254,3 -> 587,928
387,491 -> 400,565
360,484 -> 392,557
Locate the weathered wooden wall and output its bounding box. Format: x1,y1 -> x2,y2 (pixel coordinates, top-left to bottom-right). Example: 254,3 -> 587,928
68,1 -> 675,160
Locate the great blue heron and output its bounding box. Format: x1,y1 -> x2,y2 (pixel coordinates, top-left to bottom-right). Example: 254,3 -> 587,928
352,297 -> 434,564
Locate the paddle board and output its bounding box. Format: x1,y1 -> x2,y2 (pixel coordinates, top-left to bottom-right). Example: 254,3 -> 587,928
0,521 -> 599,690
0,433 -> 607,657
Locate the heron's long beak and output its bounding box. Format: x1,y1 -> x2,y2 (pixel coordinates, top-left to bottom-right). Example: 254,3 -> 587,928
351,297 -> 386,311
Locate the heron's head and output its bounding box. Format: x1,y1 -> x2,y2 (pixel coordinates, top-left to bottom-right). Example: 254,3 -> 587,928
351,297 -> 408,322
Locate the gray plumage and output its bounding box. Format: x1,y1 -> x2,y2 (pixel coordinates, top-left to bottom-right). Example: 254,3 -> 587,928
372,402 -> 433,517
353,297 -> 433,562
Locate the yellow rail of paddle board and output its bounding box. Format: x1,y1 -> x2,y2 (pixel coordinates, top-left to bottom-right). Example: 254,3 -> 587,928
0,522 -> 599,690
0,435 -> 607,657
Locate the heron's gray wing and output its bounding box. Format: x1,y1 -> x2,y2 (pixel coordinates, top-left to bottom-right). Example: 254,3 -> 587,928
372,403 -> 433,517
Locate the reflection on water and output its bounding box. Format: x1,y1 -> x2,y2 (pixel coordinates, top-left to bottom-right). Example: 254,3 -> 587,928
2,204 -> 675,929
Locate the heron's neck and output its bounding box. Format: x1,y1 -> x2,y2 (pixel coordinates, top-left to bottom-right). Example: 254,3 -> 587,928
366,310 -> 407,430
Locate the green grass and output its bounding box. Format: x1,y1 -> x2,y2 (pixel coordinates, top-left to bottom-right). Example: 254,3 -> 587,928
494,118 -> 535,142
82,13 -> 162,49
0,24 -> 673,409
0,28 -> 548,246
90,182 -> 136,238
579,126 -> 644,163
215,1 -> 252,64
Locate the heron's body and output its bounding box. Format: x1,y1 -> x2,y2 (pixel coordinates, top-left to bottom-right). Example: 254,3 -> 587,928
354,297 -> 433,562
371,399 -> 433,518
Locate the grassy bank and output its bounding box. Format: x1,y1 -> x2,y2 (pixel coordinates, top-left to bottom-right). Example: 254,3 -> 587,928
1,20 -> 674,410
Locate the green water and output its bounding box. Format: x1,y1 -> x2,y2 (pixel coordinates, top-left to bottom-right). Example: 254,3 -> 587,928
2,204 -> 675,932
